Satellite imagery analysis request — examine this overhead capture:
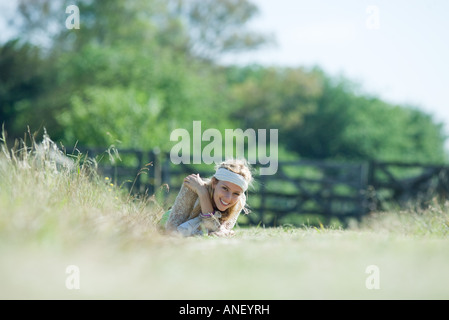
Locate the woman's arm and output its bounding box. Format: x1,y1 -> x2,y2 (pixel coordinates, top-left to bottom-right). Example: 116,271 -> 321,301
183,174 -> 214,214
165,183 -> 198,233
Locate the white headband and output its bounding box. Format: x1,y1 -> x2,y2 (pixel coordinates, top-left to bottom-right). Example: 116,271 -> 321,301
214,168 -> 248,192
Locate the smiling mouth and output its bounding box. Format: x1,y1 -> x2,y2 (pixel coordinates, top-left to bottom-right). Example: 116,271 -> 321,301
220,199 -> 229,207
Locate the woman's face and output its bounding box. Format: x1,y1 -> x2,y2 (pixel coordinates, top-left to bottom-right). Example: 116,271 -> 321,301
213,179 -> 243,211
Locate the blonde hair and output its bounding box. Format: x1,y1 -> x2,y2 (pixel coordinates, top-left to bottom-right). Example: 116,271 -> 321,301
192,159 -> 253,222
216,158 -> 253,187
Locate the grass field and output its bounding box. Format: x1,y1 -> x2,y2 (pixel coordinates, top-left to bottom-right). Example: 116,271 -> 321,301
1,135 -> 449,300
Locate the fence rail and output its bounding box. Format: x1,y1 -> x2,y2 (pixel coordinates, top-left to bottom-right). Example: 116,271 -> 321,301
74,147 -> 449,226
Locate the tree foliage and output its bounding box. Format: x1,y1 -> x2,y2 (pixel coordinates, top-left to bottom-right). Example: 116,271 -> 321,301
227,66 -> 447,163
171,0 -> 271,60
0,0 -> 446,163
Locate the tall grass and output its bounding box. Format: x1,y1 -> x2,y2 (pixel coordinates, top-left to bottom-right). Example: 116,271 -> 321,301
0,130 -> 163,250
356,200 -> 449,237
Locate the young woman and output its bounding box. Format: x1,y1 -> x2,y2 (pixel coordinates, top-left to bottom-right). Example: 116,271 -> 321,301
162,159 -> 253,237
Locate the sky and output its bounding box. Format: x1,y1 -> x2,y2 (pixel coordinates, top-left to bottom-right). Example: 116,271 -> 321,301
223,0 -> 449,149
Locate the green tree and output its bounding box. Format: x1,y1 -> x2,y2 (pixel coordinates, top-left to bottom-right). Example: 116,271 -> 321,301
296,76 -> 446,163
0,39 -> 57,140
228,65 -> 447,163
56,43 -> 234,150
3,0 -> 269,149
170,0 -> 272,60
228,65 -> 323,130
13,0 -> 271,60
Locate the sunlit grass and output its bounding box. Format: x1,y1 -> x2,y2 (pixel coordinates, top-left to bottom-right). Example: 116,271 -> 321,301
1,132 -> 449,299
356,201 -> 449,237
0,131 -> 164,249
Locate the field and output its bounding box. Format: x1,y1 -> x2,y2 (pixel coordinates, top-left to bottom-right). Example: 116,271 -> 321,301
1,136 -> 449,300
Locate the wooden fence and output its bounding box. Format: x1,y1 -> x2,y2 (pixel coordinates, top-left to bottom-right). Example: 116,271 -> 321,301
368,161 -> 449,210
75,147 -> 449,226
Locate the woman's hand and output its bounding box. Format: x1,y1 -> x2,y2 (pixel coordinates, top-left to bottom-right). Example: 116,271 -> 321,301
184,173 -> 215,216
183,173 -> 207,195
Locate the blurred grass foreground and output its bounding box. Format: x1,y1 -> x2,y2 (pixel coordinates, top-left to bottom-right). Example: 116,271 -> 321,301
1,133 -> 449,299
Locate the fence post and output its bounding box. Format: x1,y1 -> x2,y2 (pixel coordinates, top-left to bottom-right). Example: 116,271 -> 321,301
135,150 -> 143,192
258,173 -> 266,225
358,162 -> 370,218
146,150 -> 156,195
161,153 -> 171,201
